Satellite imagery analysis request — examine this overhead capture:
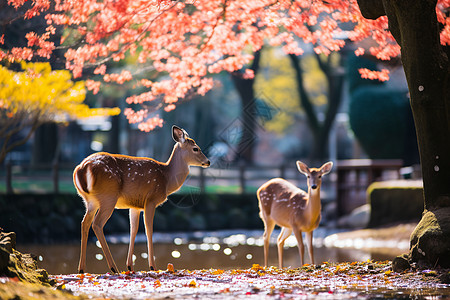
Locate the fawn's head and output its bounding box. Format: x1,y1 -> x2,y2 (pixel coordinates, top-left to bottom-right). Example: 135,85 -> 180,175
297,161 -> 333,190
172,125 -> 210,168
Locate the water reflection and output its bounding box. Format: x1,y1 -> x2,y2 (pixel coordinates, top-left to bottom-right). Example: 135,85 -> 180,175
17,229 -> 407,275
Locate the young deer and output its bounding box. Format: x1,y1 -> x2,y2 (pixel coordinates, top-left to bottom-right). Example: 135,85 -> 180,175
73,125 -> 210,273
257,161 -> 333,268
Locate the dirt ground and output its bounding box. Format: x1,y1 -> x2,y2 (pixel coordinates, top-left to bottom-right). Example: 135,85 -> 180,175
2,260 -> 450,299
2,223 -> 450,299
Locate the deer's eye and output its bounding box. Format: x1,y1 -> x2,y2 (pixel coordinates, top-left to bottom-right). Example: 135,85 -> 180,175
193,147 -> 199,152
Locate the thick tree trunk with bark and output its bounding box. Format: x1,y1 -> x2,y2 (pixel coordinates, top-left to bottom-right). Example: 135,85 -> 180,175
357,0 -> 450,268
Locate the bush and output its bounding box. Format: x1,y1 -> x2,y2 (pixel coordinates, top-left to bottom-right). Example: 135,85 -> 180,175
349,86 -> 411,159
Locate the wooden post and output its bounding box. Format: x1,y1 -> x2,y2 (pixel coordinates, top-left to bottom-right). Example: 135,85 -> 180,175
6,161 -> 13,194
199,167 -> 205,193
239,163 -> 246,194
280,164 -> 286,179
52,161 -> 59,194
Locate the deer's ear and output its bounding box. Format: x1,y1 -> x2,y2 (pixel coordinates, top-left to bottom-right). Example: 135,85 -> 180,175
320,161 -> 333,175
172,125 -> 187,143
296,161 -> 309,175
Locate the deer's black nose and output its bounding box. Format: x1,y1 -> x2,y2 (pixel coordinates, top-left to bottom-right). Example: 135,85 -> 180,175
311,185 -> 317,190
203,160 -> 211,167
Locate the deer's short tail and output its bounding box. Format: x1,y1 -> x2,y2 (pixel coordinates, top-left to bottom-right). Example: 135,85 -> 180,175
74,164 -> 91,194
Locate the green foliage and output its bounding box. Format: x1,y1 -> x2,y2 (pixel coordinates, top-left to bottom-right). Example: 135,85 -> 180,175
349,86 -> 410,159
346,54 -> 383,93
347,54 -> 417,161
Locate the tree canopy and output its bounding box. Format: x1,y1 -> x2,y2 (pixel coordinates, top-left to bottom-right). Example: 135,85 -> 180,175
3,0 -> 448,131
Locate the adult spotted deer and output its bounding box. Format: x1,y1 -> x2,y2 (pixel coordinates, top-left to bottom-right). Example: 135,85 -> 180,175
73,125 -> 210,273
257,161 -> 333,268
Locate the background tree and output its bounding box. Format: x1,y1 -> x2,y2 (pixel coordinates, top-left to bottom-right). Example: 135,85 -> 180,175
255,48 -> 337,161
0,62 -> 120,164
289,51 -> 345,161
230,50 -> 261,163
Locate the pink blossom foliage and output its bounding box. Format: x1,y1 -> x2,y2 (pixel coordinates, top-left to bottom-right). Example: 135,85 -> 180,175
3,0 -> 450,131
359,68 -> 390,82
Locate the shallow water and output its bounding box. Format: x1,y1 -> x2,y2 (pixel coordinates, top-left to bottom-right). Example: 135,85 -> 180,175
18,229 -> 407,275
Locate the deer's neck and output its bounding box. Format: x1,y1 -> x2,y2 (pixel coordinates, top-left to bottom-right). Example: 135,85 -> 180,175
306,187 -> 322,218
165,144 -> 190,194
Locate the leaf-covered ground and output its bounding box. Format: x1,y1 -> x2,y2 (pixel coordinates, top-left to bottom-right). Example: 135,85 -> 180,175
46,261 -> 450,299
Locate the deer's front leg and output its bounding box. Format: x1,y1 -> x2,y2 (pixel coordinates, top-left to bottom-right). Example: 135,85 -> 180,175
277,227 -> 292,269
293,228 -> 305,266
143,203 -> 157,270
305,231 -> 315,265
127,208 -> 140,271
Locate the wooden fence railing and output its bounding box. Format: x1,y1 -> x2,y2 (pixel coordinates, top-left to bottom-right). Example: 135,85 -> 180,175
2,159 -> 406,217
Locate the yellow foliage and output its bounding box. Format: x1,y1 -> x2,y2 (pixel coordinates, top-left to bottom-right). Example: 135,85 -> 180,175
254,47 -> 299,133
0,62 -> 120,123
254,47 -> 329,134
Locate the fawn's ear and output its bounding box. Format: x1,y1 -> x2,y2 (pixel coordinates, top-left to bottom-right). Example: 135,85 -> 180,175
172,125 -> 188,144
320,161 -> 333,175
296,161 -> 310,175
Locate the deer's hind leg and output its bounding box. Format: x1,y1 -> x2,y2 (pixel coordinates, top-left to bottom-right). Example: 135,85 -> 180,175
261,215 -> 276,267
91,194 -> 119,273
78,199 -> 98,273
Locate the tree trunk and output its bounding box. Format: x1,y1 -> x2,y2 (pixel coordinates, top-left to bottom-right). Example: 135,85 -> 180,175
31,123 -> 58,167
289,53 -> 344,162
230,50 -> 262,163
357,0 -> 450,268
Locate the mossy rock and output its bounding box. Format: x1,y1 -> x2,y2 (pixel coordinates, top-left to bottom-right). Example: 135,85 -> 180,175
367,180 -> 424,227
410,207 -> 450,268
0,231 -> 53,286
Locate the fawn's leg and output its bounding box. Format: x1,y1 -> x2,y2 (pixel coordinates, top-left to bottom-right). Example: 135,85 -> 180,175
293,228 -> 305,266
143,203 -> 157,270
262,217 -> 276,267
277,227 -> 292,268
126,208 -> 140,271
305,231 -> 315,265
